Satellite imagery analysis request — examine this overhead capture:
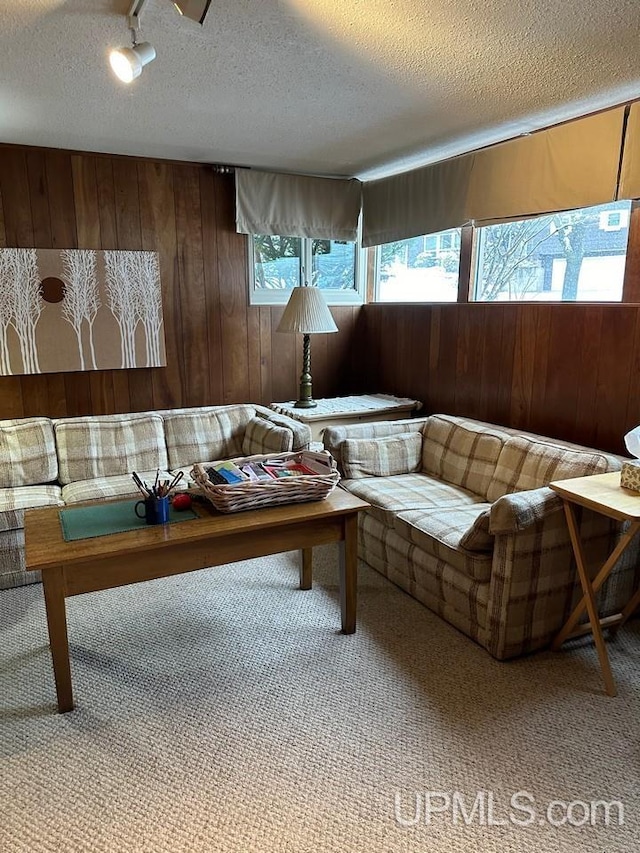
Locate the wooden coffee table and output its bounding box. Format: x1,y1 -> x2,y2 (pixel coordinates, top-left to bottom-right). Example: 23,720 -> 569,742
25,490 -> 369,713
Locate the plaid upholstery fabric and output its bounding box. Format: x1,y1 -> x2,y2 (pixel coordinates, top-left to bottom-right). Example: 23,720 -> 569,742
0,529 -> 34,589
421,415 -> 508,499
490,487 -> 564,534
341,431 -> 422,479
242,416 -> 293,456
359,513 -> 489,647
394,505 -> 493,582
254,405 -> 311,451
486,508 -> 638,659
0,417 -> 58,487
486,436 -> 613,503
162,405 -> 256,470
61,470 -> 173,504
341,414 -> 636,661
344,474 -> 484,525
323,418 -> 428,472
54,414 -> 168,485
0,485 -> 63,532
458,508 -> 493,552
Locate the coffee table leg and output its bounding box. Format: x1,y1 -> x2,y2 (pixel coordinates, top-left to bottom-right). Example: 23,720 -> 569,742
42,566 -> 74,713
299,548 -> 312,590
339,513 -> 358,634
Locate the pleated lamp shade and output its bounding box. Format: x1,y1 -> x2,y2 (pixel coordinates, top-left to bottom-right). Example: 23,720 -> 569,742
276,286 -> 338,334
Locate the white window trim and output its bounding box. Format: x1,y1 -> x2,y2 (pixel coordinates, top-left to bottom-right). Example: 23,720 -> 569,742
248,234 -> 366,306
372,229 -> 462,303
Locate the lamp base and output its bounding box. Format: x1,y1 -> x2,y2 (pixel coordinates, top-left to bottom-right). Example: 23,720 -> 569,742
294,335 -> 317,409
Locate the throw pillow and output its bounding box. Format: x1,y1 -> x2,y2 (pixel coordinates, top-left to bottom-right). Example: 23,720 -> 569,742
341,431 -> 422,479
242,417 -> 293,456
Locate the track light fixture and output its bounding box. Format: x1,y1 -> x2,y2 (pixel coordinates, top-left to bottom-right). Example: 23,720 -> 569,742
109,0 -> 156,84
109,0 -> 212,84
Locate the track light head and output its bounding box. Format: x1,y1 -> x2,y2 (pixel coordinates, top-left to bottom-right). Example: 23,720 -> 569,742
109,0 -> 156,83
109,41 -> 156,83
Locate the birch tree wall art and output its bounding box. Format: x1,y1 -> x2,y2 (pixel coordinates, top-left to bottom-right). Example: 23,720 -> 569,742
0,248 -> 166,375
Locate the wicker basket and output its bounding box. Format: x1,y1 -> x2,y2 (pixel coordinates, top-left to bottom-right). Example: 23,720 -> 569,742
191,450 -> 340,513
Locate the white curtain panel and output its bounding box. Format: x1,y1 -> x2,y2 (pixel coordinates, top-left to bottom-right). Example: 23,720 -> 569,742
235,169 -> 362,241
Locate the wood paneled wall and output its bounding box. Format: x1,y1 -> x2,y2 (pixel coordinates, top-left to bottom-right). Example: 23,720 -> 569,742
0,144 -> 359,420
356,302 -> 640,455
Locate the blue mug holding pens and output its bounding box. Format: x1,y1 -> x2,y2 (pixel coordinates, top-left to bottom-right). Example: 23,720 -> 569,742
135,495 -> 170,525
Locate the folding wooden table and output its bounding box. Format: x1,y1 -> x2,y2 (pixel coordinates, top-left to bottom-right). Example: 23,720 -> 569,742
551,471 -> 640,697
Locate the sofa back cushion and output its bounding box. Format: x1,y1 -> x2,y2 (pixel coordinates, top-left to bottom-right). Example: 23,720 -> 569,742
341,432 -> 423,479
242,416 -> 293,456
0,417 -> 58,487
486,436 -> 613,503
421,415 -> 507,498
54,414 -> 167,485
163,405 -> 256,470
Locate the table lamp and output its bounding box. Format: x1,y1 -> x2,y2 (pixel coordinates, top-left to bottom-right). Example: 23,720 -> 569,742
277,285 -> 338,408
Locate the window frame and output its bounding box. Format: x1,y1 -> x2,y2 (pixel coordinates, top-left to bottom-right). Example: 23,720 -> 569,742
248,234 -> 366,306
369,201 -> 640,306
469,201 -> 633,305
372,227 -> 465,304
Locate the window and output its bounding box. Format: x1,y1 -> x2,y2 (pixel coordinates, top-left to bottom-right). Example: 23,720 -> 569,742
249,235 -> 364,305
375,228 -> 462,302
472,200 -> 632,302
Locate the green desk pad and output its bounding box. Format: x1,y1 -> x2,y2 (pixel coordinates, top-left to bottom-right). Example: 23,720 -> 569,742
59,499 -> 199,542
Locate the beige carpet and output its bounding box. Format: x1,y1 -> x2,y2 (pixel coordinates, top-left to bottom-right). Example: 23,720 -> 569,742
1,547 -> 638,853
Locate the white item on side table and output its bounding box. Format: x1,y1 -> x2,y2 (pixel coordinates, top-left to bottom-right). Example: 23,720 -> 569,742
270,394 -> 422,442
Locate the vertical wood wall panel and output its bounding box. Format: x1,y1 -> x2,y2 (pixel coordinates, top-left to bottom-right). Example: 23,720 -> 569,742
0,143 -> 357,420
359,303 -> 640,455
215,172 -> 251,404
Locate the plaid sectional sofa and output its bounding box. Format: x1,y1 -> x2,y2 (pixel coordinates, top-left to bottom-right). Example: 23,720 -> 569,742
0,404 -> 311,590
323,414 -> 640,660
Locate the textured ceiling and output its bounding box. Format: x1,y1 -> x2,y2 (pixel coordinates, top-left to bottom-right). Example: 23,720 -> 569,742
1,0 -> 640,178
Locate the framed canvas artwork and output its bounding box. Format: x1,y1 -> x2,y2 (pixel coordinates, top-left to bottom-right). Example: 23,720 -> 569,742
0,248 -> 166,375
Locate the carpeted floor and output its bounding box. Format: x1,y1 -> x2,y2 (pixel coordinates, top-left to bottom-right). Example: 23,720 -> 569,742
1,547 -> 638,853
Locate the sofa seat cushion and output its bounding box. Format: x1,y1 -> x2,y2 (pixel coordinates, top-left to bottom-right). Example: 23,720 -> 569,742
394,505 -> 494,582
0,417 -> 58,487
162,405 -> 256,470
486,436 -> 612,503
0,485 -> 63,532
54,414 -> 168,485
341,431 -> 422,479
343,474 -> 484,526
61,470 -> 173,504
421,414 -> 508,499
242,416 -> 293,456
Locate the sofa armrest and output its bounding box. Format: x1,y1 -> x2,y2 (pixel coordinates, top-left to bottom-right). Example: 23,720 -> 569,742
323,418 -> 429,472
253,405 -> 312,451
489,487 -> 564,534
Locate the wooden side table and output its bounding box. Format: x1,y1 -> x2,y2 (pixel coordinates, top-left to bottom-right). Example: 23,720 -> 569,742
270,394 -> 422,442
550,471 -> 640,697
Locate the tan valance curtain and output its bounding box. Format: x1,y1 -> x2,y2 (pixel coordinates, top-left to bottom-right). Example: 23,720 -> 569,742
235,169 -> 362,241
361,155 -> 473,247
619,102 -> 640,199
362,106 -> 627,247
